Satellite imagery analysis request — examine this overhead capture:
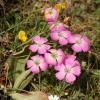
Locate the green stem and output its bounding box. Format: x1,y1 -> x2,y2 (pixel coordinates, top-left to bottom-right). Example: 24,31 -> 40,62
38,74 -> 41,91
14,38 -> 32,50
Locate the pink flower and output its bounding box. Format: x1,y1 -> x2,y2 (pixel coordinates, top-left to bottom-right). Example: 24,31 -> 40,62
55,55 -> 81,84
45,49 -> 65,65
49,21 -> 65,32
29,36 -> 51,54
27,55 -> 48,74
69,34 -> 90,52
44,8 -> 59,22
50,30 -> 72,45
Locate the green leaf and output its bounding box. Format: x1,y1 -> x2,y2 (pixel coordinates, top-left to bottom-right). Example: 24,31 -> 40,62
12,57 -> 26,77
91,69 -> 100,77
19,74 -> 34,90
7,54 -> 29,84
94,0 -> 100,3
13,70 -> 31,89
7,53 -> 33,90
93,8 -> 100,16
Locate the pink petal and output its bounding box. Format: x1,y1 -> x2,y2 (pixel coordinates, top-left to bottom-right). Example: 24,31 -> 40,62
73,60 -> 80,66
27,60 -> 33,68
32,36 -> 47,43
44,8 -> 59,22
65,73 -> 76,83
56,55 -> 64,64
31,55 -> 40,61
65,56 -> 76,66
30,65 -> 40,74
29,44 -> 38,52
38,56 -> 48,71
48,21 -> 54,25
81,41 -> 90,52
82,44 -> 90,52
56,49 -> 64,64
38,46 -> 47,54
50,32 -> 59,41
36,55 -> 44,61
68,35 -> 75,43
59,38 -> 68,45
63,30 -> 72,38
82,44 -> 89,52
83,36 -> 90,44
72,44 -> 82,52
57,49 -> 64,56
66,55 -> 76,61
45,53 -> 56,65
65,63 -> 72,69
74,34 -> 81,41
38,44 -> 50,54
32,36 -> 40,43
49,13 -> 58,22
69,34 -> 81,43
40,37 -> 48,43
45,44 -> 51,50
72,66 -> 81,76
55,71 -> 66,80
49,22 -> 65,32
65,55 -> 80,67
55,64 -> 65,71
40,62 -> 48,71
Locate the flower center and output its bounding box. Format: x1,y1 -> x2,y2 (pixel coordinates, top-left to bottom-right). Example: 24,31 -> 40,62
58,32 -> 63,37
51,52 -> 58,59
49,9 -> 53,15
54,22 -> 59,26
37,43 -> 43,47
76,40 -> 81,45
34,60 -> 40,65
64,67 -> 72,74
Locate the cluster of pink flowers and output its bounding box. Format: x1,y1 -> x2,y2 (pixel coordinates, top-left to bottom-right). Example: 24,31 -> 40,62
27,7 -> 90,84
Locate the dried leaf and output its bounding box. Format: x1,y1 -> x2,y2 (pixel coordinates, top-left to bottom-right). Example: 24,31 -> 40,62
10,91 -> 48,100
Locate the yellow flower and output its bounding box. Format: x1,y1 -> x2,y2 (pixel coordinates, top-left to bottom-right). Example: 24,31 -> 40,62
54,1 -> 70,12
18,31 -> 27,42
54,3 -> 62,12
61,3 -> 67,9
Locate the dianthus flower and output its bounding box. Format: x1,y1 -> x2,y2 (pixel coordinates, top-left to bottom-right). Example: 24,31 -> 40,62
27,55 -> 48,74
55,55 -> 81,84
45,49 -> 64,65
29,36 -> 51,54
49,21 -> 65,32
50,30 -> 71,45
44,8 -> 59,22
69,34 -> 90,52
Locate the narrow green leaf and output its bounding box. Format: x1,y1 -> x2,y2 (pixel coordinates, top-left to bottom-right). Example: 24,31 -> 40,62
91,69 -> 100,76
13,70 -> 31,89
19,74 -> 34,90
7,55 -> 28,81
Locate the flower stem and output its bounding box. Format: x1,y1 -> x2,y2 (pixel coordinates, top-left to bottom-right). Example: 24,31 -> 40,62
38,74 -> 41,91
